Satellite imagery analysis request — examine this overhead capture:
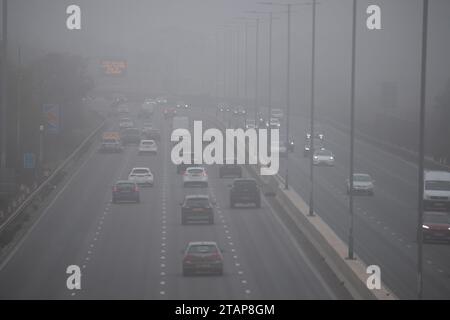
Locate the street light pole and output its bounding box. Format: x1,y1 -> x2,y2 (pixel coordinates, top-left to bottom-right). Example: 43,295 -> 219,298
284,4 -> 291,190
309,0 -> 317,214
1,0 -> 8,169
255,17 -> 260,123
417,0 -> 429,300
348,0 -> 357,259
268,11 -> 273,121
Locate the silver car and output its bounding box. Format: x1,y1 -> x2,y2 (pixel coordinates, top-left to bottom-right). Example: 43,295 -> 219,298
313,149 -> 335,166
128,167 -> 154,187
183,167 -> 208,188
347,173 -> 374,195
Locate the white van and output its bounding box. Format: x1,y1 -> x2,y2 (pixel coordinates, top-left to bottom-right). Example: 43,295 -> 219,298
424,170 -> 450,210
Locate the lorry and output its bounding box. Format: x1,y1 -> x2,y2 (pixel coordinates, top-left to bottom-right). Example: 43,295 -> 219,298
99,131 -> 123,153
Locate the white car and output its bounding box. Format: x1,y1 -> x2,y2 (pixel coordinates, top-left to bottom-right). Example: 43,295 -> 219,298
269,117 -> 281,128
128,167 -> 154,187
245,119 -> 257,129
183,167 -> 208,188
119,118 -> 134,129
271,140 -> 288,157
271,108 -> 284,119
424,170 -> 450,210
347,173 -> 374,195
138,140 -> 157,155
313,149 -> 335,166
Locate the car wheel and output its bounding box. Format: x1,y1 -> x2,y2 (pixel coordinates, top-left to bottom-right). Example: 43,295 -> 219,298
209,217 -> 214,225
182,217 -> 187,225
219,172 -> 223,178
182,269 -> 190,277
230,201 -> 235,209
255,200 -> 261,208
112,198 -> 117,204
217,268 -> 223,276
136,198 -> 140,203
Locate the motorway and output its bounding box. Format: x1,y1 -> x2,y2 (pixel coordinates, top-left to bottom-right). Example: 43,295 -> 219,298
0,102 -> 350,300
233,109 -> 450,300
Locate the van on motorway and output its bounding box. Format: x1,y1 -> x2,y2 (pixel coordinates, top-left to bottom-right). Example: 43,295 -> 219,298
424,170 -> 450,210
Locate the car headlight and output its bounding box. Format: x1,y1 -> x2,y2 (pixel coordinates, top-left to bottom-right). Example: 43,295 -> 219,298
314,156 -> 318,159
330,157 -> 334,160
422,225 -> 430,229
305,147 -> 310,150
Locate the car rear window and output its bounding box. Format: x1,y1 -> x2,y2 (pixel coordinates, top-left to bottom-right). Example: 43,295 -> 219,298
132,169 -> 149,174
141,141 -> 154,145
424,213 -> 450,224
187,168 -> 204,174
188,245 -> 218,254
234,180 -> 256,188
185,198 -> 210,206
425,181 -> 450,191
103,139 -> 117,143
116,183 -> 135,189
124,129 -> 140,135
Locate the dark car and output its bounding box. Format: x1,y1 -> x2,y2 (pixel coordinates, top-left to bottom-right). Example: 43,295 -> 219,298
176,152 -> 201,174
182,241 -> 224,276
219,158 -> 242,178
279,135 -> 295,153
112,181 -> 140,203
303,138 -> 323,157
164,108 -> 177,119
422,211 -> 450,243
121,128 -> 141,145
180,195 -> 215,225
142,128 -> 161,142
229,178 -> 261,208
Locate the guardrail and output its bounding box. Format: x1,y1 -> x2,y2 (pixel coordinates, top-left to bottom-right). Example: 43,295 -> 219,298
0,120 -> 107,235
195,108 -> 397,300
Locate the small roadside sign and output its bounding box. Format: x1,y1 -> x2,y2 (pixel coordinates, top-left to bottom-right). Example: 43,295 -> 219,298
23,153 -> 36,169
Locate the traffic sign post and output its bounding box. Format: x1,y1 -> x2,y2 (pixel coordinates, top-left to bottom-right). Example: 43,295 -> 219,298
23,153 -> 36,169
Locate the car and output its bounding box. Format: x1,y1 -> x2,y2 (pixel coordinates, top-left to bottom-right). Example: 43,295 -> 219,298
142,128 -> 161,142
128,167 -> 154,187
269,117 -> 281,128
306,130 -> 324,141
347,173 -> 374,195
117,105 -> 130,115
119,117 -> 134,129
232,107 -> 240,116
164,108 -> 177,119
304,138 -> 323,157
121,128 -> 141,145
244,119 -> 257,129
176,152 -> 201,174
313,149 -> 335,166
139,101 -> 155,117
112,180 -> 140,203
257,115 -> 268,129
180,194 -> 215,225
424,171 -> 450,211
176,101 -> 189,109
219,158 -> 242,178
270,108 -> 284,119
422,211 -> 450,243
138,140 -> 157,155
229,178 -> 261,208
99,132 -> 123,153
279,135 -> 294,152
183,167 -> 208,187
182,241 -> 224,276
271,140 -> 288,157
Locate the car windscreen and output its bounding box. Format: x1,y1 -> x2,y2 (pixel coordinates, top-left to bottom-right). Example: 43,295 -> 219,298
354,175 -> 371,182
425,181 -> 450,191
187,168 -> 204,174
103,139 -> 118,143
424,214 -> 450,224
116,183 -> 135,190
124,129 -> 140,135
316,150 -> 332,156
132,169 -> 149,174
185,198 -> 210,207
141,141 -> 154,145
234,180 -> 256,188
188,245 -> 218,254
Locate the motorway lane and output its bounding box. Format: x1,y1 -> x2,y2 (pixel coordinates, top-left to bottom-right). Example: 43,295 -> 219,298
279,112 -> 450,299
0,106 -> 347,299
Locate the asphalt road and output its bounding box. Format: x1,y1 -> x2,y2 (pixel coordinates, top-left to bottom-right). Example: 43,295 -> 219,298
227,108 -> 450,299
0,105 -> 349,300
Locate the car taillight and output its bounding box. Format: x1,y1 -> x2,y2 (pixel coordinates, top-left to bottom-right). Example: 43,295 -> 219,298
134,186 -> 139,192
183,171 -> 188,176
184,254 -> 194,262
112,186 -> 118,192
203,172 -> 207,177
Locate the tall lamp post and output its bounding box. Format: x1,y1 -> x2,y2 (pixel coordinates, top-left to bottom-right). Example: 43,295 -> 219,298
417,0 -> 429,300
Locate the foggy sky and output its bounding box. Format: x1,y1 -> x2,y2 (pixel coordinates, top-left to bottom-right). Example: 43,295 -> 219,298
3,0 -> 450,122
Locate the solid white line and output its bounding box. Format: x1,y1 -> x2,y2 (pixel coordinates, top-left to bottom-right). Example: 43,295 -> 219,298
0,145 -> 99,273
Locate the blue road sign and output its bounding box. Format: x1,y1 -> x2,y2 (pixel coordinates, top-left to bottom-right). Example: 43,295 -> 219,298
43,104 -> 60,133
23,153 -> 36,169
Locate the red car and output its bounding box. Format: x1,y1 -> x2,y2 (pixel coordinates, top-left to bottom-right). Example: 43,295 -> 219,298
164,108 -> 177,119
422,211 -> 450,243
182,241 -> 223,276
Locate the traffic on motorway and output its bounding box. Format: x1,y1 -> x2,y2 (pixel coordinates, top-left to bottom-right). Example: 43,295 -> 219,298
1,1 -> 450,306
